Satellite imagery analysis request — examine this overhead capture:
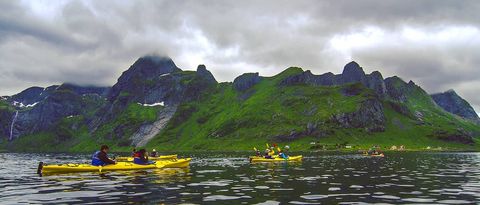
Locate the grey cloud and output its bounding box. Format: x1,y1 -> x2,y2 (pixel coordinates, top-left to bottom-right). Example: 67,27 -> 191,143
0,0 -> 479,111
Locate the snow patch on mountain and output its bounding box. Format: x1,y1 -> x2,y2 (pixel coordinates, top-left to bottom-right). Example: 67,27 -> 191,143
137,102 -> 165,107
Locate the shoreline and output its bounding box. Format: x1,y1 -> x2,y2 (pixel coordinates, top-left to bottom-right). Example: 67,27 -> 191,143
1,149 -> 479,154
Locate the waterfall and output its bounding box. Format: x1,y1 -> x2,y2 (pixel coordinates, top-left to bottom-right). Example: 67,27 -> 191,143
9,111 -> 18,141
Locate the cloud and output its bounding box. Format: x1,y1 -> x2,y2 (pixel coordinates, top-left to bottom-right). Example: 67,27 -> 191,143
0,0 -> 479,111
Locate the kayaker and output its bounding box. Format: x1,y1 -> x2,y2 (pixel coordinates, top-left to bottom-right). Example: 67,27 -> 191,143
150,149 -> 158,157
269,147 -> 275,156
284,145 -> 290,155
255,149 -> 261,157
131,148 -> 137,157
278,145 -> 290,159
264,148 -> 273,159
133,149 -> 154,165
91,145 -> 116,166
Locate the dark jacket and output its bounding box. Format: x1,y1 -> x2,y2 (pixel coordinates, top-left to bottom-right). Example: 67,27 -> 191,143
97,150 -> 115,164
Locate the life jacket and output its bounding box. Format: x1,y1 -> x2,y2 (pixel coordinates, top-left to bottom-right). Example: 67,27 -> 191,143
133,152 -> 141,158
91,151 -> 106,166
279,152 -> 288,159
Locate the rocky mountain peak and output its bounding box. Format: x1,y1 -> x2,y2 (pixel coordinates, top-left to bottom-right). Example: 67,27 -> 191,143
108,55 -> 181,101
58,83 -> 110,97
196,64 -> 217,83
130,55 -> 180,77
233,72 -> 262,91
341,61 -> 366,84
431,90 -> 479,121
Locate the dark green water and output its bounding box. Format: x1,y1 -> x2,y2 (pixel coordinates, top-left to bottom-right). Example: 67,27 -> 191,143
1,152 -> 479,204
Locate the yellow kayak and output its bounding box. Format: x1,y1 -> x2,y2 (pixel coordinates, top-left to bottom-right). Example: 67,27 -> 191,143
249,155 -> 303,163
116,154 -> 178,162
38,158 -> 191,174
163,158 -> 191,168
363,153 -> 385,157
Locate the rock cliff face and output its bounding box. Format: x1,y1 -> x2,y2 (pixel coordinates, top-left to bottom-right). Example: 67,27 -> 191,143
89,55 -> 218,145
431,90 -> 480,122
196,64 -> 217,84
330,98 -> 386,132
233,73 -> 262,91
108,55 -> 181,103
341,61 -> 367,85
6,86 -> 58,106
106,56 -> 216,107
4,85 -> 107,140
130,105 -> 177,146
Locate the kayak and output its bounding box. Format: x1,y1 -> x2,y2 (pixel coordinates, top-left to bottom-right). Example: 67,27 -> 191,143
363,153 -> 385,157
116,154 -> 178,162
163,158 -> 191,168
249,155 -> 303,163
38,158 -> 191,174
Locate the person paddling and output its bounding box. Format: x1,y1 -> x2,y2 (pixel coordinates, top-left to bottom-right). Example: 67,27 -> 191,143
91,145 -> 116,166
278,145 -> 290,159
264,148 -> 273,159
150,149 -> 158,157
133,149 -> 154,165
131,148 -> 137,157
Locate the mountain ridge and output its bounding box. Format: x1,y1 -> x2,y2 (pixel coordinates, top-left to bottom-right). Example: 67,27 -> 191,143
1,55 -> 479,152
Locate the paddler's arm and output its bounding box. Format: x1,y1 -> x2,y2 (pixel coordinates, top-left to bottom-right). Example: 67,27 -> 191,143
99,152 -> 116,164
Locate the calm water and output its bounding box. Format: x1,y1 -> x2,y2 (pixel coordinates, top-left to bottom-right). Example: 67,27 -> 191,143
1,152 -> 480,204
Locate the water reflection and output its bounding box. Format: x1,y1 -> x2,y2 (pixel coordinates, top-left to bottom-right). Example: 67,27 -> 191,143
1,152 -> 480,204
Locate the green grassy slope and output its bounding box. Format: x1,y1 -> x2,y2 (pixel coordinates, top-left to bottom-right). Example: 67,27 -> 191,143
145,68 -> 480,151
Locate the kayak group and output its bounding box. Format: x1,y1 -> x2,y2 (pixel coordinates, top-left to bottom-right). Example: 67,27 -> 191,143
249,143 -> 304,163
363,145 -> 385,157
37,143 -> 386,175
255,144 -> 291,159
37,145 -> 191,175
92,145 -> 158,166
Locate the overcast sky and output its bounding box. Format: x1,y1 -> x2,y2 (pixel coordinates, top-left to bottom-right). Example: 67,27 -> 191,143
1,0 -> 479,111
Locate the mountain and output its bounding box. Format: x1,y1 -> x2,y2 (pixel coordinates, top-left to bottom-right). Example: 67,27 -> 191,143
431,90 -> 480,123
0,83 -> 109,145
1,56 -> 479,152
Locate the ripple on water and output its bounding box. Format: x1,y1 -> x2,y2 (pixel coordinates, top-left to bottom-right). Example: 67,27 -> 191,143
436,199 -> 475,204
349,185 -> 364,189
372,195 -> 401,200
255,200 -> 280,205
196,170 -> 225,174
203,195 -> 251,201
188,180 -> 233,187
300,194 -> 328,200
401,198 -> 436,203
289,201 -> 321,204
